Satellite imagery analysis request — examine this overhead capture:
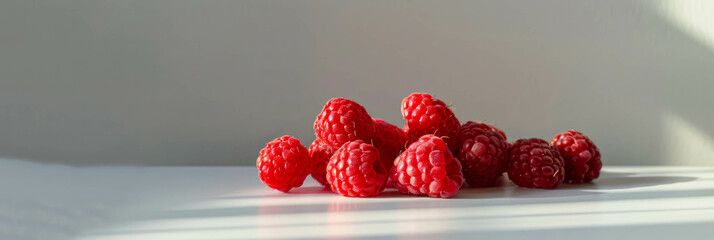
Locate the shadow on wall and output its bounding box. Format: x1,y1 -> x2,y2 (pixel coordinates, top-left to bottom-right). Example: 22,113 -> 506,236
655,1 -> 714,166
0,1 -> 713,165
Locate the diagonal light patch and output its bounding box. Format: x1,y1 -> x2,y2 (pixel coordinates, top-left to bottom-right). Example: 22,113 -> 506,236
661,111 -> 714,166
78,196 -> 714,240
656,0 -> 714,52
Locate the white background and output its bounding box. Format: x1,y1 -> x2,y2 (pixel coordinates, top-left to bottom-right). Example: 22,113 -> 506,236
1,0 -> 713,166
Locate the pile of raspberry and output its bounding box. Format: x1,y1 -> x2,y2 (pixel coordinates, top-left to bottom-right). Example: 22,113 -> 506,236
257,93 -> 602,198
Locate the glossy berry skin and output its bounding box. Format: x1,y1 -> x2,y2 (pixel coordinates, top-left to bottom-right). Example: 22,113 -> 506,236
507,138 -> 565,189
257,136 -> 311,192
401,93 -> 461,154
551,130 -> 602,183
458,121 -> 509,187
372,118 -> 407,171
326,140 -> 388,197
391,134 -> 463,198
308,139 -> 335,187
314,98 -> 375,149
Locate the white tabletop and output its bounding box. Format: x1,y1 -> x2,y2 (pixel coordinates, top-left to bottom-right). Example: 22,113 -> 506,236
2,159 -> 713,240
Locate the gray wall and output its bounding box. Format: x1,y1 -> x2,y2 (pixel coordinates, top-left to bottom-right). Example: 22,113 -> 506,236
1,0 -> 713,166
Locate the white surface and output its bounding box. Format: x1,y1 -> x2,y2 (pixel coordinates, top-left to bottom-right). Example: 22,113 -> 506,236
2,159 -> 714,240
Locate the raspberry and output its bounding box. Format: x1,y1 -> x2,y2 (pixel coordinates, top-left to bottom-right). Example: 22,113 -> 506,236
326,140 -> 388,197
401,93 -> 460,154
391,134 -> 463,198
472,121 -> 508,140
308,139 -> 335,187
551,130 -> 602,183
507,138 -> 565,189
458,121 -> 508,187
371,118 -> 407,171
506,141 -> 514,172
257,136 -> 311,192
314,98 -> 375,149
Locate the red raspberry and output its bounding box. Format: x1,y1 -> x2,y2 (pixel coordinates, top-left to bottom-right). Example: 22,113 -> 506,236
478,121 -> 507,140
507,138 -> 565,189
458,121 -> 508,187
308,139 -> 335,187
326,140 -> 388,197
257,136 -> 311,192
488,124 -> 508,174
372,118 -> 407,171
391,134 -> 463,198
401,93 -> 460,154
314,98 -> 375,149
506,141 -> 514,172
551,130 -> 602,183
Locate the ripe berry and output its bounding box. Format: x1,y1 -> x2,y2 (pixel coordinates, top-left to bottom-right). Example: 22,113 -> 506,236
308,139 -> 335,187
372,118 -> 407,171
391,134 -> 463,198
551,130 -> 602,183
401,93 -> 460,154
326,140 -> 388,197
507,138 -> 565,189
314,98 -> 375,149
257,136 -> 311,192
458,121 -> 508,187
